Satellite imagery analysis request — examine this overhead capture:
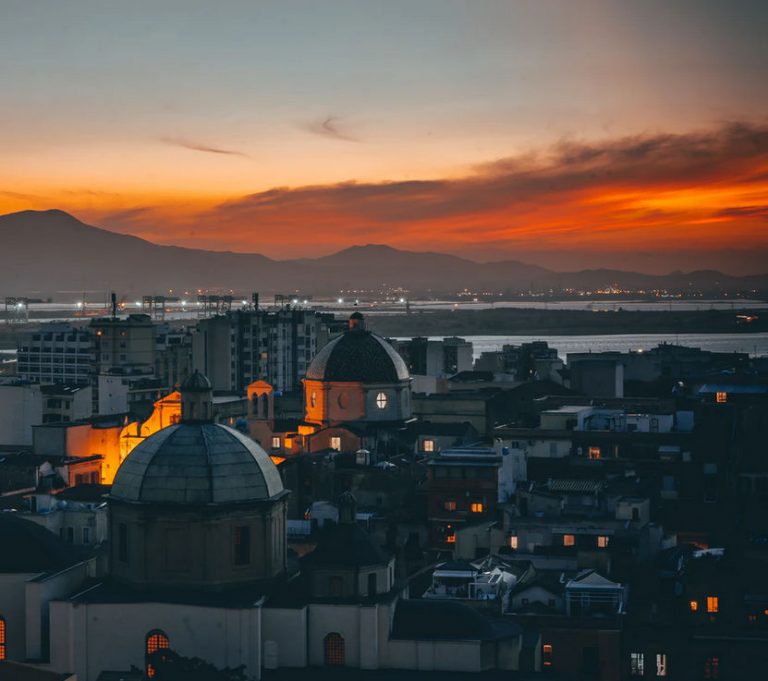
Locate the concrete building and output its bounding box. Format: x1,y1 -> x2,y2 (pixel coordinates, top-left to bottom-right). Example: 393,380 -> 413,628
191,307 -> 341,394
392,336 -> 473,377
0,382 -> 91,447
16,323 -> 91,386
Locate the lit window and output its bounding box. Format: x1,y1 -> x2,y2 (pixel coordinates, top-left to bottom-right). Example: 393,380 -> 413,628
324,632 -> 345,666
471,502 -> 484,513
510,535 -> 518,550
656,653 -> 667,677
271,436 -> 281,449
446,534 -> 456,544
0,617 -> 5,660
310,391 -> 317,408
543,643 -> 553,667
689,600 -> 698,612
376,392 -> 388,409
716,391 -> 727,404
445,524 -> 456,543
330,436 -> 341,451
423,439 -> 435,452
234,526 -> 251,566
707,596 -> 719,613
630,652 -> 644,676
588,446 -> 601,460
146,630 -> 170,678
597,535 -> 609,548
704,656 -> 719,679
563,534 -> 575,547
444,500 -> 457,511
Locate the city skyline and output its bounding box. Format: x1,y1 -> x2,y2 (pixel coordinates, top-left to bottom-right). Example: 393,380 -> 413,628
1,1 -> 767,272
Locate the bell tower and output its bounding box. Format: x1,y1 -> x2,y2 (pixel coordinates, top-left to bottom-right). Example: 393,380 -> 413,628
180,370 -> 213,422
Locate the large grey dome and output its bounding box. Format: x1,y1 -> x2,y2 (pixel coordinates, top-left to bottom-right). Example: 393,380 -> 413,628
306,329 -> 409,383
111,423 -> 284,505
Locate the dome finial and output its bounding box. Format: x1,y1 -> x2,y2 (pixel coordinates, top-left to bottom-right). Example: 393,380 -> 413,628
180,370 -> 213,422
348,311 -> 365,331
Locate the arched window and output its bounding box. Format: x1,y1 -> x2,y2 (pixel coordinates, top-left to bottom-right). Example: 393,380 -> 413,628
324,632 -> 345,666
145,629 -> 170,678
310,391 -> 317,408
0,616 -> 6,661
376,392 -> 388,409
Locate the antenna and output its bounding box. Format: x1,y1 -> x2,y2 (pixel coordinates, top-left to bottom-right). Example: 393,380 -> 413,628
111,292 -> 117,319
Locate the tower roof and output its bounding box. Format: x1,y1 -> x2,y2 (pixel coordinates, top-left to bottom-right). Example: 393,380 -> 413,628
111,423 -> 284,505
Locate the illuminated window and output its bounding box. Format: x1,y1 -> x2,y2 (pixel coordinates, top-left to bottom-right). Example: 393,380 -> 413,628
716,391 -> 727,404
703,656 -> 719,679
689,600 -> 698,612
510,535 -> 518,550
146,630 -> 170,678
330,436 -> 341,451
542,643 -> 553,667
707,596 -> 719,613
310,391 -> 317,408
0,617 -> 5,661
597,535 -> 609,548
471,502 -> 484,513
376,392 -> 388,409
563,534 -> 575,547
656,653 -> 667,677
445,525 -> 456,543
630,652 -> 644,676
588,446 -> 601,460
444,500 -> 457,511
423,439 -> 435,452
233,526 -> 251,566
271,436 -> 281,449
324,632 -> 345,666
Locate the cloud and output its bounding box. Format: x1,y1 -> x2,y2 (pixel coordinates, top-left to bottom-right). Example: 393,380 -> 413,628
716,205 -> 768,221
301,116 -> 360,142
160,136 -> 249,157
199,122 -> 768,255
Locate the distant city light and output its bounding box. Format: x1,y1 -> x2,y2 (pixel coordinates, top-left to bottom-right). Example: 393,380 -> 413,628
337,298 -> 344,304
181,300 -> 187,306
241,300 -> 248,305
76,302 -> 83,309
399,297 -> 405,303
135,301 -> 141,307
292,298 -> 299,304
303,299 -> 308,304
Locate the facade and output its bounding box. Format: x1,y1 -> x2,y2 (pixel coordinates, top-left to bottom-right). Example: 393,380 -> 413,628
191,307 -> 342,394
16,323 -> 91,386
392,336 -> 473,377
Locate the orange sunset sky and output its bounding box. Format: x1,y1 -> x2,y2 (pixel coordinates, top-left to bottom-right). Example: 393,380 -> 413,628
1,1 -> 767,273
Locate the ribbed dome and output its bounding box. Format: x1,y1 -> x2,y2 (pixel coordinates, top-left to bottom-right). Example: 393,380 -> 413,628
111,423 -> 283,505
181,370 -> 212,392
306,330 -> 409,383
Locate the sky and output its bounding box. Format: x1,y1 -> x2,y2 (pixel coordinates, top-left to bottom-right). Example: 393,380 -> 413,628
1,0 -> 767,273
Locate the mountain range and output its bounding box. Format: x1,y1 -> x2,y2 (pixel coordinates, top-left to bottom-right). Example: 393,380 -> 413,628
1,210 -> 766,300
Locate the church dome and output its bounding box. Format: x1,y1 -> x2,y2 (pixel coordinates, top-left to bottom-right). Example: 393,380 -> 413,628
306,315 -> 409,383
111,423 -> 284,505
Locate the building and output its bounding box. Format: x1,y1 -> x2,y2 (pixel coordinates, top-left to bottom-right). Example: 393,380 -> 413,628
392,336 -> 473,377
16,323 -> 91,386
191,307 -> 341,394
0,381 -> 91,447
249,313 -> 413,457
0,373 -> 539,679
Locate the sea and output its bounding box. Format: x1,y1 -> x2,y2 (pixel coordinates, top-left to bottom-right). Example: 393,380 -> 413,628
394,334 -> 768,361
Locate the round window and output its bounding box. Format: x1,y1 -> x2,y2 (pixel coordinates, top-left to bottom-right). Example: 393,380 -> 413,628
337,392 -> 348,409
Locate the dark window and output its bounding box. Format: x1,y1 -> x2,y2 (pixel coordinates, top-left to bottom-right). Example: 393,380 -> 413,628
118,523 -> 128,563
368,572 -> 377,597
234,526 -> 251,565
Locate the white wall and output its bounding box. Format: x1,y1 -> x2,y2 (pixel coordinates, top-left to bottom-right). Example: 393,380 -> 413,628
0,573 -> 39,660
50,599 -> 261,681
0,384 -> 43,446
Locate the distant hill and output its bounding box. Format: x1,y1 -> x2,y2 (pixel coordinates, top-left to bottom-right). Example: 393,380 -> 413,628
0,210 -> 766,299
